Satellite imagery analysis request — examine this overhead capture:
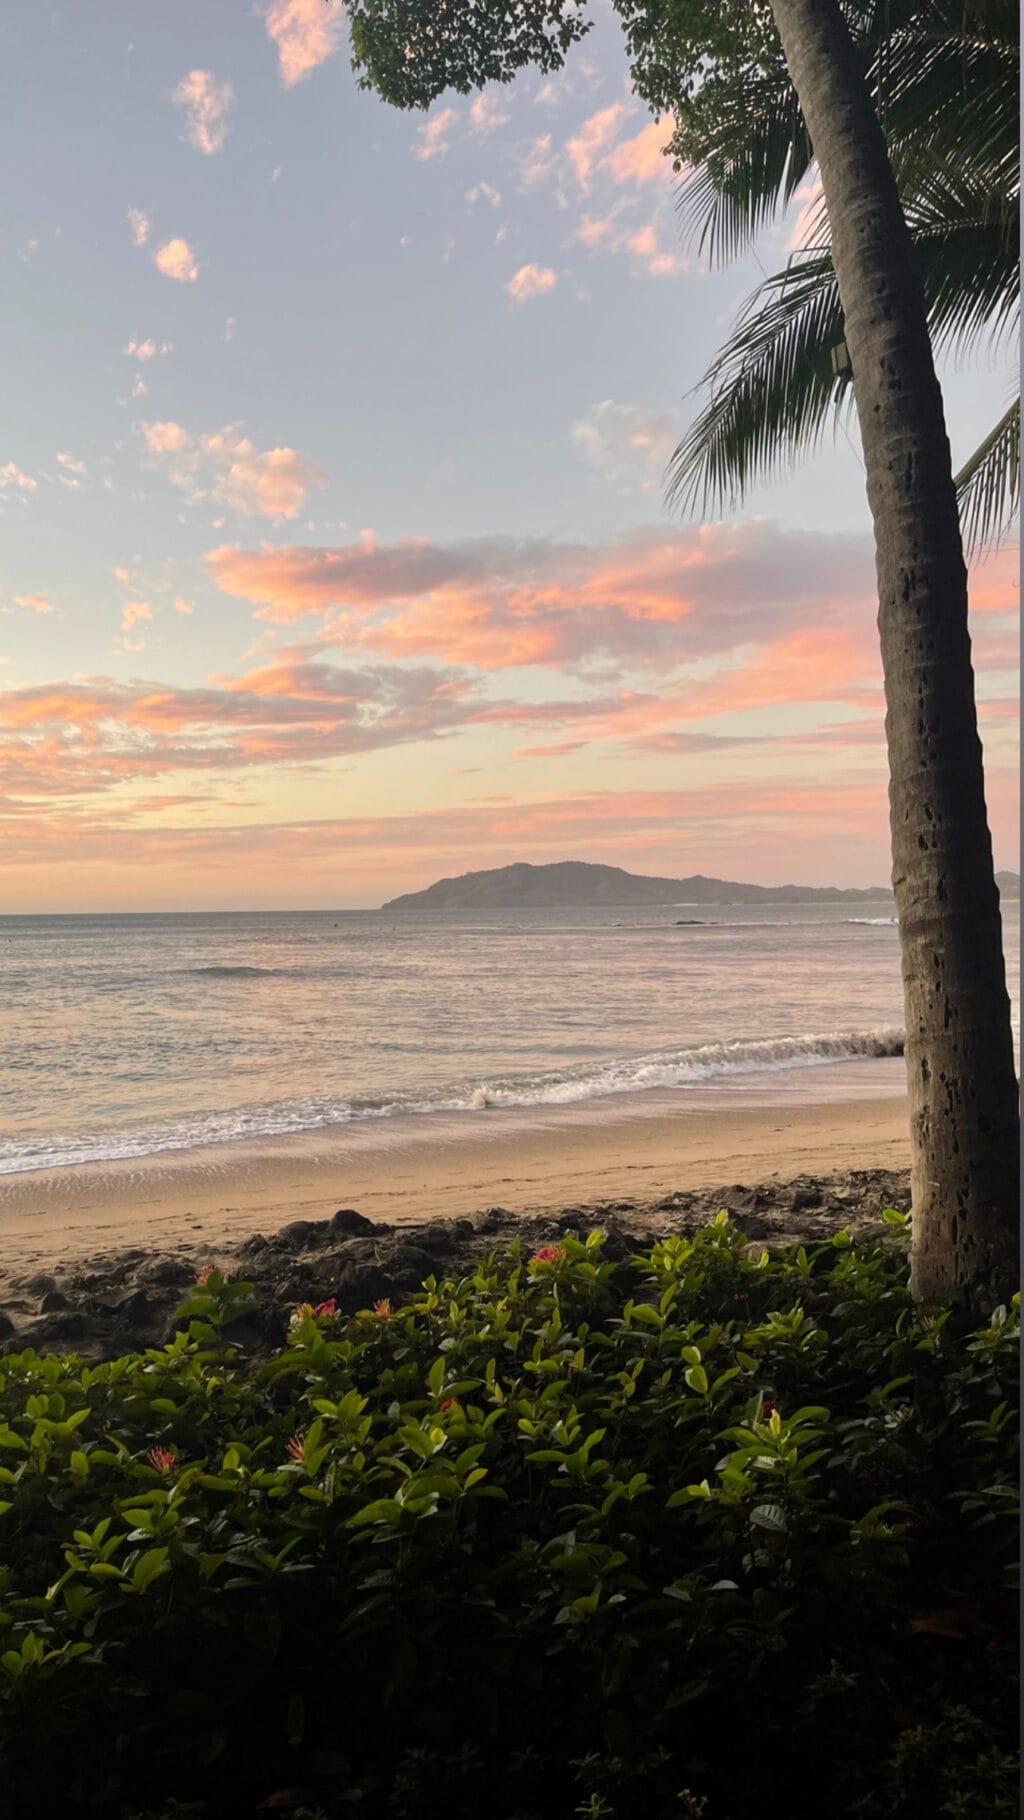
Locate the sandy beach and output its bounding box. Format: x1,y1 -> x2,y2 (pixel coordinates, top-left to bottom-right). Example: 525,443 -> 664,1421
0,1092 -> 911,1274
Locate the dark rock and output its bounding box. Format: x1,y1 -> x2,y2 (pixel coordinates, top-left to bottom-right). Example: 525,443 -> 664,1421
330,1208 -> 374,1235
134,1255 -> 195,1288
452,1219 -> 475,1241
333,1237 -> 380,1265
470,1208 -> 505,1233
38,1289 -> 72,1314
389,1246 -> 438,1287
22,1272 -> 57,1298
0,1310 -> 16,1341
91,1286 -> 153,1313
419,1223 -> 455,1255
337,1263 -> 395,1307
790,1188 -> 822,1213
275,1220 -> 327,1249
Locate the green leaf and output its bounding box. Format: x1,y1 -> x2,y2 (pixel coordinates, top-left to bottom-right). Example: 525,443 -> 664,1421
750,1503 -> 789,1533
131,1548 -> 170,1593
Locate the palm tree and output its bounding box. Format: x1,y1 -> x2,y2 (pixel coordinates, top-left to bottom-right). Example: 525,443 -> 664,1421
752,0 -> 1018,1309
669,0 -> 1020,554
343,0 -> 1020,1309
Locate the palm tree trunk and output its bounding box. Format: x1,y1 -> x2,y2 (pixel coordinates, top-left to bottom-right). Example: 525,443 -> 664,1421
766,0 -> 1019,1311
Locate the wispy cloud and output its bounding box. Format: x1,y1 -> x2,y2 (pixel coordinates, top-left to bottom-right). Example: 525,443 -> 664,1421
127,207 -> 150,248
138,420 -> 326,521
265,0 -> 343,87
172,69 -> 234,154
566,104 -> 629,193
469,93 -> 510,136
14,593 -> 54,614
571,401 -> 676,491
414,107 -> 458,162
0,462 -> 37,494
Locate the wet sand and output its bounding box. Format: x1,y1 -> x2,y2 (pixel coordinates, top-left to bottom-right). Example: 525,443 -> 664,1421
0,1094 -> 911,1274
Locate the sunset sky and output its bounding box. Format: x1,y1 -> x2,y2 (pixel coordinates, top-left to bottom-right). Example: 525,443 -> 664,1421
2,0 -> 1018,910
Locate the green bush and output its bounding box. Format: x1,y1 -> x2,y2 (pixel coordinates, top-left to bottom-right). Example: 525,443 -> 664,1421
0,1217 -> 1017,1817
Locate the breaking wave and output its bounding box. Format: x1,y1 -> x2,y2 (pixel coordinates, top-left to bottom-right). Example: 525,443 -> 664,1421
0,1026 -> 905,1176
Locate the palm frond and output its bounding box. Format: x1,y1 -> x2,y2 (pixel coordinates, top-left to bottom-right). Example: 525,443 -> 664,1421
955,399 -> 1020,557
674,75 -> 813,264
666,255 -> 847,514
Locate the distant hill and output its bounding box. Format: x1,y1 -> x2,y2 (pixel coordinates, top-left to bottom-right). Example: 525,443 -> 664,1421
381,861 -> 894,911
996,871 -> 1020,898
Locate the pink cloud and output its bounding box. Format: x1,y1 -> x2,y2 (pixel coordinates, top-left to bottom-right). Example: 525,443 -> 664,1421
138,422 -> 326,520
140,421 -> 189,455
516,134 -> 555,188
265,0 -> 343,86
121,601 -> 151,632
154,238 -> 199,282
603,116 -> 675,187
14,593 -> 54,614
0,462 -> 37,493
415,107 -> 458,162
172,69 -> 235,155
625,223 -> 680,277
566,104 -> 629,193
506,263 -> 558,304
204,521 -> 889,676
469,93 -> 509,136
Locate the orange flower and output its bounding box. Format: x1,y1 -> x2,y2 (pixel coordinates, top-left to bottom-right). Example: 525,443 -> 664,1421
196,1267 -> 214,1286
372,1298 -> 391,1318
146,1446 -> 175,1474
286,1433 -> 305,1462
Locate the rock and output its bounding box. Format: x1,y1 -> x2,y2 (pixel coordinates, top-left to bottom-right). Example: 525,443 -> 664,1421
0,1310 -> 16,1341
790,1188 -> 822,1213
419,1223 -> 455,1255
470,1208 -> 505,1234
330,1208 -> 374,1235
337,1262 -> 395,1307
333,1237 -> 380,1265
38,1289 -> 71,1314
134,1255 -> 195,1287
22,1272 -> 57,1298
275,1220 -> 327,1250
452,1219 -> 475,1241
389,1246 -> 437,1287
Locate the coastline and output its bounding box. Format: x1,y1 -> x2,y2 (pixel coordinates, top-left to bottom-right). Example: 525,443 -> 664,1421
0,1091 -> 911,1274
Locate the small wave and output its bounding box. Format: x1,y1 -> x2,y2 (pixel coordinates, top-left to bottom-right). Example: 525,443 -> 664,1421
188,965 -> 278,978
0,1025 -> 906,1176
845,917 -> 898,926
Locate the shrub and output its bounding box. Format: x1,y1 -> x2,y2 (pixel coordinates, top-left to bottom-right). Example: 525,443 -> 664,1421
0,1219 -> 1017,1817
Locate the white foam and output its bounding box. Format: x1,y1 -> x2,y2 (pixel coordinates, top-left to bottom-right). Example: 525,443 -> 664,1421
0,1026 -> 906,1176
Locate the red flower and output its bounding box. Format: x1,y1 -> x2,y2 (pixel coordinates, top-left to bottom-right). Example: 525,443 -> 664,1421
531,1244 -> 565,1266
372,1298 -> 391,1317
146,1446 -> 175,1474
761,1398 -> 776,1418
439,1397 -> 459,1413
313,1298 -> 337,1319
286,1433 -> 305,1462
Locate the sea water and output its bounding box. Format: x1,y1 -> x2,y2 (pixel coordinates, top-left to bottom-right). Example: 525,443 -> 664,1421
0,901 -> 1018,1176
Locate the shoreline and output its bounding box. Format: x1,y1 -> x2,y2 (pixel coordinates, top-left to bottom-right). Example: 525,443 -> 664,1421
0,1092 -> 911,1274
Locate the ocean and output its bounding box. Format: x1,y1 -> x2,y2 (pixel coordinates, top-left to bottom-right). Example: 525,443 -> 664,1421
0,902 -> 1019,1177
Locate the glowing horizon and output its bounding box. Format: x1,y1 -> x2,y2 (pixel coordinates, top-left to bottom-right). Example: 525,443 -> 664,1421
1,0 -> 1017,912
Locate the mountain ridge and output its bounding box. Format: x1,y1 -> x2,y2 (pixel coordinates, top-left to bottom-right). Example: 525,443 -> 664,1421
381,861 -> 901,911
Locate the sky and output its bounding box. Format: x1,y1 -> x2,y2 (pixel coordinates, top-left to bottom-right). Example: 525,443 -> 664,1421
1,0 -> 1018,910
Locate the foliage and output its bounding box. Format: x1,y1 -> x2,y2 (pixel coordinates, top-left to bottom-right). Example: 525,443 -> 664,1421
665,0 -> 1020,550
0,1222 -> 1017,1816
339,0 -> 1019,551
